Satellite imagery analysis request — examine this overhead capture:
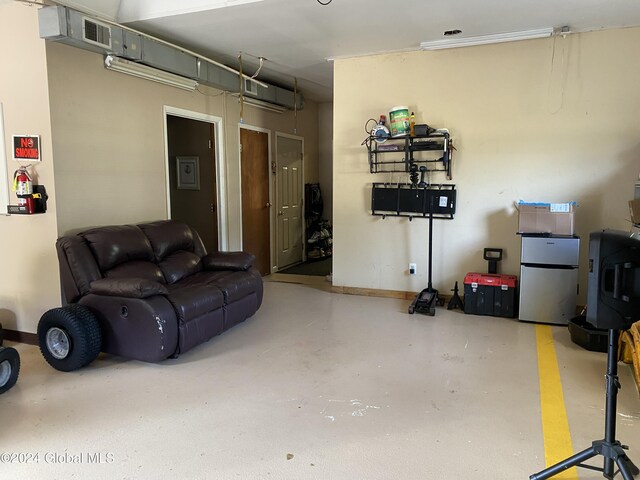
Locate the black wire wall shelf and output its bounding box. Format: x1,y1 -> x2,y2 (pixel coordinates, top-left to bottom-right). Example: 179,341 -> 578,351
366,132 -> 453,180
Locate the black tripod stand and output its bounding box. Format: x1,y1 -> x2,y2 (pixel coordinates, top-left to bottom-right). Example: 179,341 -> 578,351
530,329 -> 639,480
408,194 -> 438,316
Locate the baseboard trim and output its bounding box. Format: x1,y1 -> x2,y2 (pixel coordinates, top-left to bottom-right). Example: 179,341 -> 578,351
331,285 -> 453,304
4,329 -> 38,346
331,285 -> 414,299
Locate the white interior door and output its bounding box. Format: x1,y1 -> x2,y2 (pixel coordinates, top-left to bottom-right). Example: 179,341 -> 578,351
276,134 -> 303,269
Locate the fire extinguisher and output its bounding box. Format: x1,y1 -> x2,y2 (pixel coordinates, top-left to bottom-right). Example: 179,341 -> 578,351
13,166 -> 34,214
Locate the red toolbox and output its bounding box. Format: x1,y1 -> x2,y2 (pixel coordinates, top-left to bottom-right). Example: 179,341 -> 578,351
464,273 -> 518,318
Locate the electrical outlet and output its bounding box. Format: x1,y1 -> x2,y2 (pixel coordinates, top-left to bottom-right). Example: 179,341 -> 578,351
409,263 -> 417,275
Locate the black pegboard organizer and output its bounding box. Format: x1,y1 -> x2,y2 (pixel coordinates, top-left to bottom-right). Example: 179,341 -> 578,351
371,183 -> 456,219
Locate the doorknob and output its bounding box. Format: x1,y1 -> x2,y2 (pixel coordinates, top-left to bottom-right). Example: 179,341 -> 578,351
266,202 -> 272,208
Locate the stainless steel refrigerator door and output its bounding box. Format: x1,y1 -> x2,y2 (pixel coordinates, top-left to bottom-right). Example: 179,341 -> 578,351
520,236 -> 580,266
519,265 -> 578,325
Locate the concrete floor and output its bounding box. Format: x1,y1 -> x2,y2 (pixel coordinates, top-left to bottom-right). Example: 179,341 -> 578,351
1,279 -> 639,480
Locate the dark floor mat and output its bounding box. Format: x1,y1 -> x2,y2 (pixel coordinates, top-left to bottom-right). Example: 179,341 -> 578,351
280,257 -> 332,276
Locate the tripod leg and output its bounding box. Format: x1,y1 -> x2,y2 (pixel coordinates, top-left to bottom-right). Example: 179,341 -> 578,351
627,456 -> 640,475
530,446 -> 597,480
616,455 -> 637,480
605,456 -> 614,478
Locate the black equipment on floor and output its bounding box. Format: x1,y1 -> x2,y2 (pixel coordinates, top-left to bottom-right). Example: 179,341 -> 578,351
305,183 -> 332,260
530,230 -> 640,480
0,323 -> 20,394
447,281 -> 464,311
483,247 -> 503,274
407,185 -> 457,316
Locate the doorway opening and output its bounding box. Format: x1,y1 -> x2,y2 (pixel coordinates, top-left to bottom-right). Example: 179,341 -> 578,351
164,106 -> 227,252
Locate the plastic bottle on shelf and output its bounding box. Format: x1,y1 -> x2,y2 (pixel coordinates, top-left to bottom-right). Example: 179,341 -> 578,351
409,112 -> 416,136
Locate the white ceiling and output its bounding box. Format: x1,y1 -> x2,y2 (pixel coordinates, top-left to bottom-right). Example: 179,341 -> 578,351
53,0 -> 640,101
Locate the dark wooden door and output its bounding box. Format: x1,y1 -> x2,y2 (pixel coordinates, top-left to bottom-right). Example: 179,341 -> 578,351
167,115 -> 218,253
241,128 -> 270,275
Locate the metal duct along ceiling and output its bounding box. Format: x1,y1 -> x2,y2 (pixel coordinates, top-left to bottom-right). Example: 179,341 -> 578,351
37,5 -> 304,110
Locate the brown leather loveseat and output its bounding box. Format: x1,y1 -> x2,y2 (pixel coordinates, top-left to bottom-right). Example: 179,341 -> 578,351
38,219 -> 263,371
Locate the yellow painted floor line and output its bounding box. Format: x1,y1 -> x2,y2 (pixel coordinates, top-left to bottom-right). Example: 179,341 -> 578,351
536,324 -> 578,479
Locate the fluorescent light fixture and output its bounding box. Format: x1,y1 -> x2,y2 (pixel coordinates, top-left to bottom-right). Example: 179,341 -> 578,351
420,28 -> 553,50
118,0 -> 265,22
104,55 -> 198,91
234,95 -> 287,114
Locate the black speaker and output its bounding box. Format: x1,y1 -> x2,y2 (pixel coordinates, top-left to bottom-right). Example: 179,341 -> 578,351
587,230 -> 640,330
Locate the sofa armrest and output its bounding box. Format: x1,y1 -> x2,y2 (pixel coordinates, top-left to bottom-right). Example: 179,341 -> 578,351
90,278 -> 168,298
202,251 -> 255,271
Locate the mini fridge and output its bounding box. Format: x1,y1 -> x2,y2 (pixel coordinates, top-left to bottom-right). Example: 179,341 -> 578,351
519,235 -> 579,325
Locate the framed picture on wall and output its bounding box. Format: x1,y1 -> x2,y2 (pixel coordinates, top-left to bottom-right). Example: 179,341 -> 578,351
176,156 -> 200,190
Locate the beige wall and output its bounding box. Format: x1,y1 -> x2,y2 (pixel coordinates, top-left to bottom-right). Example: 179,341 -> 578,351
333,27 -> 640,303
318,102 -> 333,221
47,41 -> 319,252
0,3 -> 61,332
0,17 -> 318,334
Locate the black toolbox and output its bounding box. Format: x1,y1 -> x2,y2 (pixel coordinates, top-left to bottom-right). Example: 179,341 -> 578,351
464,273 -> 518,318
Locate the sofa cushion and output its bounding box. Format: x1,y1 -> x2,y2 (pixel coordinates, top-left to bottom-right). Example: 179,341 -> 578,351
82,225 -> 154,272
165,283 -> 225,322
138,220 -> 196,261
104,261 -> 165,284
90,278 -> 168,298
159,251 -> 203,284
209,271 -> 259,303
177,271 -> 258,304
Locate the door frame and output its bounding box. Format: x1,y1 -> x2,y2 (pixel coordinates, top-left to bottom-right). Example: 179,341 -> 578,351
238,124 -> 274,272
274,131 -> 305,269
163,105 -> 228,251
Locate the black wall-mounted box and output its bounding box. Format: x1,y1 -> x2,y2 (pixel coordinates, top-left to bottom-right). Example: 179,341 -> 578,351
371,183 -> 456,219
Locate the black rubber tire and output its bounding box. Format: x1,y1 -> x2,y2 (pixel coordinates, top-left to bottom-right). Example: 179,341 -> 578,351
38,305 -> 102,372
0,324 -> 4,347
0,347 -> 20,394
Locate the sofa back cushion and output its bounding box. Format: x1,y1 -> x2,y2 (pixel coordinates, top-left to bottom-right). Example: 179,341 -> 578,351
80,225 -> 165,283
138,220 -> 196,260
138,220 -> 203,284
159,251 -> 203,284
81,224 -> 157,273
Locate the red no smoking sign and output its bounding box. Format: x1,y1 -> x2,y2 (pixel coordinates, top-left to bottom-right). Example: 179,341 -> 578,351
12,135 -> 41,161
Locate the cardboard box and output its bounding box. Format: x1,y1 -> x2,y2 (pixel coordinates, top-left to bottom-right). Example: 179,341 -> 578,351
629,199 -> 640,225
518,202 -> 576,235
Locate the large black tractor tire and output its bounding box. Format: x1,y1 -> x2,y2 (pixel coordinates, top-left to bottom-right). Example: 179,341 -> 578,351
0,347 -> 20,394
38,305 -> 102,372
